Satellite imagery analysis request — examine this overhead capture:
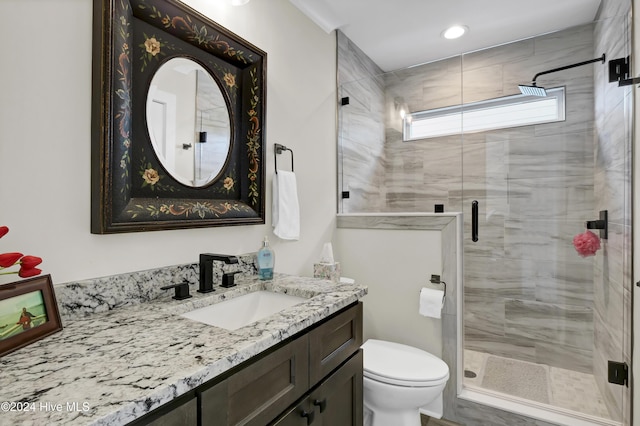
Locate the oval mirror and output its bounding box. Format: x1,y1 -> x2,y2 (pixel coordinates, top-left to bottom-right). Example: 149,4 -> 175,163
146,57 -> 231,187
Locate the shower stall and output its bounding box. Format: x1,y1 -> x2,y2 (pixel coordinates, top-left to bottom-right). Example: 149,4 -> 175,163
336,0 -> 632,424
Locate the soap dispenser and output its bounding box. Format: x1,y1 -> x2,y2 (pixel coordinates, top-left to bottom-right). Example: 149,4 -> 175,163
257,236 -> 275,280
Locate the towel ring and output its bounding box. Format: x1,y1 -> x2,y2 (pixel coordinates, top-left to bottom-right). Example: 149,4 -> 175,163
274,143 -> 294,174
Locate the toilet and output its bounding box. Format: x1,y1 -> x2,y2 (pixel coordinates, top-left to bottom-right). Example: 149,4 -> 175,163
361,339 -> 450,426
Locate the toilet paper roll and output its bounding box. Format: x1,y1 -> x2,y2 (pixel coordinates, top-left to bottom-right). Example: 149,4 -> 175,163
419,288 -> 444,319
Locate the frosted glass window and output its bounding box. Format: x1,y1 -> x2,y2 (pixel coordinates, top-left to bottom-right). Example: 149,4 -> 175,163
404,87 -> 565,141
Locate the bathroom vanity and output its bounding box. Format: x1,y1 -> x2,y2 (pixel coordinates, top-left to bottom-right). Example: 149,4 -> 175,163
138,302 -> 363,425
0,273 -> 366,425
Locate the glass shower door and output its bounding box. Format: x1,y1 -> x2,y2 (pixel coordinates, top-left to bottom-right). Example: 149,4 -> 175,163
460,16 -> 631,423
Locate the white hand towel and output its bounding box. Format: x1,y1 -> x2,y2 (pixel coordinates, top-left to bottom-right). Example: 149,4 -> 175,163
272,170 -> 300,240
419,288 -> 444,319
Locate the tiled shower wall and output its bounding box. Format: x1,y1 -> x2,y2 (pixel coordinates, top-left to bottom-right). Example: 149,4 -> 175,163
341,24 -> 600,370
337,33 -> 386,213
338,0 -> 632,420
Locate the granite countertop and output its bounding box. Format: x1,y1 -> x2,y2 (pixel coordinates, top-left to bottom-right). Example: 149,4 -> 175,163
0,273 -> 367,426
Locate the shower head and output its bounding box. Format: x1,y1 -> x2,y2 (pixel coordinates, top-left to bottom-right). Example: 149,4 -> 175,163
518,83 -> 547,97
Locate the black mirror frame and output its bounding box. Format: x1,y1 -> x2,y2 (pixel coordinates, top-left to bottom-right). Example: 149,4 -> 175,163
91,0 -> 266,233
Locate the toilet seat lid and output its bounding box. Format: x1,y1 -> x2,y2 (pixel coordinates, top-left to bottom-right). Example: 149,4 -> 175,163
361,339 -> 449,386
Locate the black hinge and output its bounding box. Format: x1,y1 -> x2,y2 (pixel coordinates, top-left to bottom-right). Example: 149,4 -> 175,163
608,56 -> 630,82
608,361 -> 628,386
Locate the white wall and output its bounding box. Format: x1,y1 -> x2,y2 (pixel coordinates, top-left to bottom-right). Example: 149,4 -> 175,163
334,227 -> 444,356
0,0 -> 337,284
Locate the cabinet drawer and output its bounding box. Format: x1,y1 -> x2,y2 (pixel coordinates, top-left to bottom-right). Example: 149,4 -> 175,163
309,302 -> 362,385
200,335 -> 309,426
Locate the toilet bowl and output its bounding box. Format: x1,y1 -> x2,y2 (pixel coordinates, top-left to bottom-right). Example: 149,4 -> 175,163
361,339 -> 449,426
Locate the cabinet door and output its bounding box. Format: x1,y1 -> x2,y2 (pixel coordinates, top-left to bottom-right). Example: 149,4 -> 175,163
309,302 -> 362,385
311,350 -> 363,426
200,335 -> 309,426
144,395 -> 198,426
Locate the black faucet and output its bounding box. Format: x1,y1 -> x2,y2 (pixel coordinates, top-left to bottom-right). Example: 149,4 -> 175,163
199,254 -> 239,293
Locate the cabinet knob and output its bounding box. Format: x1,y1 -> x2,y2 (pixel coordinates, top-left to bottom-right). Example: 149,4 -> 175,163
312,399 -> 327,413
301,409 -> 315,425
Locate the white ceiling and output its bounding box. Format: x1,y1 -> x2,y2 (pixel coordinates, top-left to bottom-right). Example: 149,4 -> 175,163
289,0 -> 602,72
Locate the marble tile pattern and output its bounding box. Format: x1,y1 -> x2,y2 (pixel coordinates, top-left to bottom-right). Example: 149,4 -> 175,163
0,270 -> 367,426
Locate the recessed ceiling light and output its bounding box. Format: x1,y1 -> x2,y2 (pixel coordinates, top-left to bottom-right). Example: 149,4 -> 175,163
442,25 -> 468,40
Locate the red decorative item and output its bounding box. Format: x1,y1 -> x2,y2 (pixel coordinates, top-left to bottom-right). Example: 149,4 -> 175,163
19,267 -> 43,278
0,226 -> 43,278
573,230 -> 601,257
0,252 -> 23,268
19,255 -> 43,270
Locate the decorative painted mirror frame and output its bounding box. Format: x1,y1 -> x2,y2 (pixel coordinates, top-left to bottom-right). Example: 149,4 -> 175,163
91,0 -> 266,233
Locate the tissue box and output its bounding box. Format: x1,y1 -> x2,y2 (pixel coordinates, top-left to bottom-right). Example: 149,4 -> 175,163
313,262 -> 341,283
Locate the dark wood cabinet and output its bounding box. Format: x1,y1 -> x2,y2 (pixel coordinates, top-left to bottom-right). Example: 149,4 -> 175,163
200,335 -> 309,426
130,302 -> 363,426
274,349 -> 363,426
311,349 -> 363,426
142,393 -> 198,426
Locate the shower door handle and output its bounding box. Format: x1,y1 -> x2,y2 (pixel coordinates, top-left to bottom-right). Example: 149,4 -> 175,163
472,200 -> 478,242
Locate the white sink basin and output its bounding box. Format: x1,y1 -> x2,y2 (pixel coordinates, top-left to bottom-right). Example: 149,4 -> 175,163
181,291 -> 307,330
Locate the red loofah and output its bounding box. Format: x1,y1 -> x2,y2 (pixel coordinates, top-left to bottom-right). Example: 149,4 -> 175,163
573,230 -> 601,257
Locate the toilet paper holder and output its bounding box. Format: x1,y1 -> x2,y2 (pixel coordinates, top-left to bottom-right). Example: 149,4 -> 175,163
429,274 -> 446,300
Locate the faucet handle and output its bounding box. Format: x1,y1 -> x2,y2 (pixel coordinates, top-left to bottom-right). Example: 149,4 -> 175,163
221,271 -> 242,288
161,281 -> 192,300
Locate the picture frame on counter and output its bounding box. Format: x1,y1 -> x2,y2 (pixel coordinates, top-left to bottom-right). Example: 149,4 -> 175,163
0,275 -> 62,357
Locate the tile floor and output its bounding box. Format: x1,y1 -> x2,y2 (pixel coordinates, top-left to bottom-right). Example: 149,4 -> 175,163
463,349 -> 612,420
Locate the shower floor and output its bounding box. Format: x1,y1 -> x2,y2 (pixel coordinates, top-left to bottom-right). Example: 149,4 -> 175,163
463,349 -> 612,421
